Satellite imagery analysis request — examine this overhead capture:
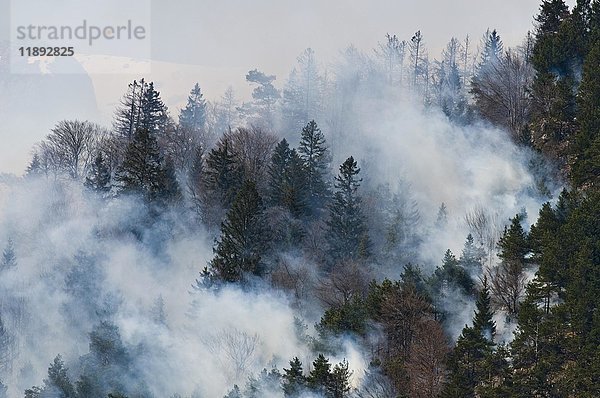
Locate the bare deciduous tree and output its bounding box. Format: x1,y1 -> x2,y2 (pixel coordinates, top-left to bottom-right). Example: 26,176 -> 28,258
203,328 -> 261,383
471,49 -> 534,143
486,261 -> 527,317
315,261 -> 370,308
224,126 -> 278,190
405,318 -> 448,398
38,120 -> 104,179
464,206 -> 502,267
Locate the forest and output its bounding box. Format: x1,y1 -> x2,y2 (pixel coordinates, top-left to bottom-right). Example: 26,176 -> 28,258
1,0 -> 600,397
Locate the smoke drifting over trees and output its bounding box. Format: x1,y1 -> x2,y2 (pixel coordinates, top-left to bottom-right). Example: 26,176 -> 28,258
3,0 -> 600,396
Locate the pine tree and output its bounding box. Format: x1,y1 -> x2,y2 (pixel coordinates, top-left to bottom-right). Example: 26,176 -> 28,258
308,354 -> 331,395
326,156 -> 370,264
43,355 -> 76,398
1,239 -> 16,270
328,360 -> 352,398
179,83 -> 207,137
84,153 -> 111,193
208,181 -> 269,283
298,120 -> 330,214
282,357 -> 306,397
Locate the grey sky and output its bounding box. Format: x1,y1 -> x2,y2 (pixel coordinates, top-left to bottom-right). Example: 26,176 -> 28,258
0,0 -> 576,174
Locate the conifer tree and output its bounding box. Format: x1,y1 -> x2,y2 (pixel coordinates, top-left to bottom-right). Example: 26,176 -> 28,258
179,83 -> 207,136
25,154 -> 43,177
282,357 -> 306,397
573,40 -> 600,187
208,181 -> 269,283
203,138 -> 242,208
84,153 -> 111,193
139,82 -> 170,138
115,129 -> 180,204
308,354 -> 331,395
326,156 -> 370,264
1,239 -> 16,270
268,139 -> 292,206
473,276 -> 496,340
43,355 -> 76,398
298,120 -> 330,213
459,234 -> 485,270
328,360 -> 352,398
268,139 -> 309,216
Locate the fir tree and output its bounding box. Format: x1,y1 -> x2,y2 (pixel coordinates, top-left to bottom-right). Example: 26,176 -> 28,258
573,40 -> 600,187
268,139 -> 292,206
139,82 -> 170,138
459,233 -> 485,270
473,276 -> 496,341
203,138 -> 242,208
84,153 -> 111,193
179,83 -> 207,136
208,181 -> 269,283
115,129 -> 180,204
268,139 -> 309,216
326,156 -> 370,264
298,120 -> 330,214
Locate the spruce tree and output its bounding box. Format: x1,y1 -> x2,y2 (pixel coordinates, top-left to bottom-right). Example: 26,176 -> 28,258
459,234 -> 485,270
25,154 -> 43,177
203,138 -> 242,208
208,181 -> 269,283
115,128 -> 179,203
573,40 -> 600,187
139,82 -> 170,138
268,139 -> 292,206
179,83 -> 207,136
326,156 -> 370,264
84,153 -> 111,193
298,120 -> 330,214
268,139 -> 309,217
473,276 -> 496,340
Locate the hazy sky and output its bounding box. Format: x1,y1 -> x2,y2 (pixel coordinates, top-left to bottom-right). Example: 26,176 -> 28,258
0,0 -> 576,174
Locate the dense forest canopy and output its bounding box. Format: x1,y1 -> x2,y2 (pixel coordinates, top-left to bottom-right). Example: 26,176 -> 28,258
1,0 -> 600,397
